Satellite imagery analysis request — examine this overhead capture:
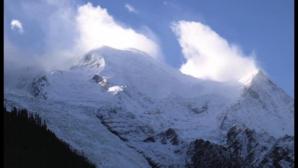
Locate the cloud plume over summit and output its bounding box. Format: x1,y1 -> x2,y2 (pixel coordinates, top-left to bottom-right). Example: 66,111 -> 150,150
172,21 -> 258,84
76,3 -> 159,58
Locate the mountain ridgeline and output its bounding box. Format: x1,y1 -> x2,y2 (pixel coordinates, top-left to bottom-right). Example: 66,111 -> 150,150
4,47 -> 294,168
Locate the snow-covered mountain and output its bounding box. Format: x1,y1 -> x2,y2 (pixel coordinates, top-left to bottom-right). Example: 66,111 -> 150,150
4,47 -> 294,168
219,71 -> 294,138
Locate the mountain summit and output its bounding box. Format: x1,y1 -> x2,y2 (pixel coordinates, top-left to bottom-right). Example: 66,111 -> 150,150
220,69 -> 293,138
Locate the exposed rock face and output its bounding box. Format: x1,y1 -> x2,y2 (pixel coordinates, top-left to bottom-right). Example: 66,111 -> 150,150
30,75 -> 49,99
259,135 -> 294,168
92,74 -> 103,83
143,128 -> 181,145
186,139 -> 243,168
156,128 -> 180,145
186,126 -> 294,168
226,126 -> 275,167
143,136 -> 156,143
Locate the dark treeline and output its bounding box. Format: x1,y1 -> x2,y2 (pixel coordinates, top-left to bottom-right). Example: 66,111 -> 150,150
4,107 -> 96,168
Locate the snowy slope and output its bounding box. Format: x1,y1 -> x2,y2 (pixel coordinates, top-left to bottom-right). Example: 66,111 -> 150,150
4,94 -> 151,168
219,71 -> 294,138
4,47 -> 294,167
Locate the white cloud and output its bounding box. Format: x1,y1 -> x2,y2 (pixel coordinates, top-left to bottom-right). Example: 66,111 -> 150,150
10,19 -> 23,33
124,3 -> 137,14
76,3 -> 160,58
172,21 -> 258,84
5,1 -> 161,72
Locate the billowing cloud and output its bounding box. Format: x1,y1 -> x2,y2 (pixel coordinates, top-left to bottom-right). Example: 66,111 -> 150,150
76,3 -> 159,58
172,21 -> 258,84
124,3 -> 137,13
10,19 -> 23,33
4,0 -> 161,72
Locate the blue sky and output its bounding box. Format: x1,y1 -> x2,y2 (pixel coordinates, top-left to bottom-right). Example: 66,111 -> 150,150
5,0 -> 294,96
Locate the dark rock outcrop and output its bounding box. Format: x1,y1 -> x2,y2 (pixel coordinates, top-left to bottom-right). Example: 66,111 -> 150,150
92,74 -> 103,83
259,135 -> 294,168
143,128 -> 180,145
186,139 -> 243,168
30,75 -> 49,99
159,128 -> 180,145
186,126 -> 294,168
226,126 -> 274,166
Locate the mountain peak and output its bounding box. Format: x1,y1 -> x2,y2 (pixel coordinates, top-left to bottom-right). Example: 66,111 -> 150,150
251,70 -> 269,84
73,47 -> 153,70
238,69 -> 259,86
248,70 -> 281,92
239,69 -> 271,87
